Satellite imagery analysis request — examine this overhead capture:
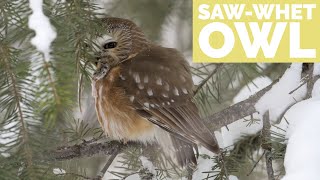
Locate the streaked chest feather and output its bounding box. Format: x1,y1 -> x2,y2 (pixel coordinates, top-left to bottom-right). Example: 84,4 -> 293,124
92,67 -> 155,142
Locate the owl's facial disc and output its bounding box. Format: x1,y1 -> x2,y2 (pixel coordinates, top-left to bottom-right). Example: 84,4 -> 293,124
92,39 -> 119,81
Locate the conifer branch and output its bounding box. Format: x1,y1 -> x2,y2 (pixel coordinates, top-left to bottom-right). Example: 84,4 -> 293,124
194,63 -> 224,95
42,57 -> 61,105
1,46 -> 33,166
52,75 -> 279,160
204,77 -> 280,131
52,140 -> 141,161
261,111 -> 275,180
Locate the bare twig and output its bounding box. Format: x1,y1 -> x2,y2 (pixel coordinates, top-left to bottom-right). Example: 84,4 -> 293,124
96,151 -> 119,179
247,150 -> 266,176
261,111 -> 275,180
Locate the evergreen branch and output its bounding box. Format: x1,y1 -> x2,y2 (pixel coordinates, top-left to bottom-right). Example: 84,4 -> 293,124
194,63 -> 223,95
204,77 -> 280,131
137,168 -> 154,180
1,47 -> 33,167
261,111 -> 275,180
42,57 -> 61,105
56,172 -> 94,180
246,150 -> 266,176
52,140 -> 141,161
205,63 -> 318,132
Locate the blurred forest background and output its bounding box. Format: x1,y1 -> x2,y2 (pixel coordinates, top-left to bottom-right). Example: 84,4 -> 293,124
0,0 -> 289,179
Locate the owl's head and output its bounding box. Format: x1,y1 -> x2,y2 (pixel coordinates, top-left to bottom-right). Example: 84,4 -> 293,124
93,17 -> 149,80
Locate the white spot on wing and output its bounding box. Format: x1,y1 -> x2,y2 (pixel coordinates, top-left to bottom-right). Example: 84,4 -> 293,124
156,77 -> 162,85
162,93 -> 168,98
147,88 -> 153,96
173,87 -> 179,96
133,73 -> 140,83
138,84 -> 144,89
150,104 -> 155,108
171,99 -> 174,102
130,96 -> 135,102
182,88 -> 188,94
144,102 -> 150,108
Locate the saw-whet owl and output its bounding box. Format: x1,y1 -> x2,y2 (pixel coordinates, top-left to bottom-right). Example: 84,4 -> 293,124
91,17 -> 219,167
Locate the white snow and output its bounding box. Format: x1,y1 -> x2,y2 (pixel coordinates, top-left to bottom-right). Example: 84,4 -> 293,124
220,76 -> 272,148
313,63 -> 320,76
28,0 -> 56,60
192,147 -> 215,180
114,156 -> 156,180
233,76 -> 272,103
255,63 -> 307,122
229,175 -> 239,180
192,148 -> 239,180
139,156 -> 156,176
53,168 -> 66,175
125,174 -> 140,180
312,79 -> 320,97
281,98 -> 320,180
103,154 -> 126,180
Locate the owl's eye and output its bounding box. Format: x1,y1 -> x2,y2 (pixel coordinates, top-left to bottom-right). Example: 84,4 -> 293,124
103,41 -> 117,49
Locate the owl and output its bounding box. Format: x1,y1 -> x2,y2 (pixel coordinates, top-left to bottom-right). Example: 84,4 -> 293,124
91,17 -> 219,167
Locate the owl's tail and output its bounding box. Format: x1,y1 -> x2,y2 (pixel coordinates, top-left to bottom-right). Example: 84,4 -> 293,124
154,127 -> 197,168
170,135 -> 198,167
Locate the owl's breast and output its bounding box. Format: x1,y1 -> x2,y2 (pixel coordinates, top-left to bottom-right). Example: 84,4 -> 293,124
92,67 -> 156,142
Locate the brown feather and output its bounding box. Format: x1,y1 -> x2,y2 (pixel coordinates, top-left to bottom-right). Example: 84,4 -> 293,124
114,45 -> 220,153
92,67 -> 155,141
94,17 -> 220,168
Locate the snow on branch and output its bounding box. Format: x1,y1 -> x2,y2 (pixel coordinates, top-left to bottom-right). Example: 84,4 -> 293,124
281,98 -> 320,180
255,63 -> 306,122
28,0 -> 56,60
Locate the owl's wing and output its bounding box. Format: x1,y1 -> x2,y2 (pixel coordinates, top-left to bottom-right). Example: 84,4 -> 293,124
115,46 -> 219,153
